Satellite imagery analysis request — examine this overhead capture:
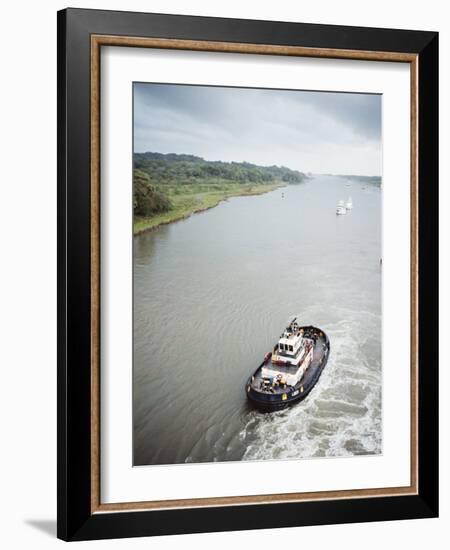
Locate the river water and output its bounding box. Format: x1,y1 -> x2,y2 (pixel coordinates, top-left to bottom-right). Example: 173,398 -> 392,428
133,175 -> 382,466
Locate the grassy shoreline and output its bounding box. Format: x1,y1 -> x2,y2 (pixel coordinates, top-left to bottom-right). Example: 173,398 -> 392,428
134,181 -> 286,235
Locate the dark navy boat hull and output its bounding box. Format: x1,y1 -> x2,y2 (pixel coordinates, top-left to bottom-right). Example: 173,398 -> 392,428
246,326 -> 330,412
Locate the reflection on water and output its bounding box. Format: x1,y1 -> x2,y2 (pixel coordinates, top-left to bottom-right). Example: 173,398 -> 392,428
133,175 -> 381,465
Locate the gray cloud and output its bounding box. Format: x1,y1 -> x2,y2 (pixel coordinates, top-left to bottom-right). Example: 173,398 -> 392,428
134,83 -> 381,176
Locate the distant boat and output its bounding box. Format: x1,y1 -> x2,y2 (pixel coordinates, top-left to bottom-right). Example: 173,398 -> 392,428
346,196 -> 353,209
336,200 -> 346,215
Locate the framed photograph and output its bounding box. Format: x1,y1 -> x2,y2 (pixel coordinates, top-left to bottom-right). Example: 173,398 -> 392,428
57,8 -> 438,541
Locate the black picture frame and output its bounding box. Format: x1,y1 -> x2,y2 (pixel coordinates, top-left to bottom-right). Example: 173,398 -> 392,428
57,7 -> 438,541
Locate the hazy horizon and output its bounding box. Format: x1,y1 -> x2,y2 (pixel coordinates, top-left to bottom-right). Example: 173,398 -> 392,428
134,83 -> 382,177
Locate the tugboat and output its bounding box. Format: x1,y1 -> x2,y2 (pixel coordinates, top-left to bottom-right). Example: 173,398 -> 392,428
246,319 -> 330,411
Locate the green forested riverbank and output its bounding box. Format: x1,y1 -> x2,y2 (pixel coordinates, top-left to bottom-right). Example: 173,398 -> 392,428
334,174 -> 382,186
133,152 -> 306,234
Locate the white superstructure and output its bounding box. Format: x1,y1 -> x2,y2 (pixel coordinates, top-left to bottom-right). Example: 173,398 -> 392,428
270,319 -> 314,367
258,319 -> 314,388
261,363 -> 306,386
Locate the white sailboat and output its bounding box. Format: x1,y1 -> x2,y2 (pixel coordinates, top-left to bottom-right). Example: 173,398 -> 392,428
336,200 -> 346,215
346,196 -> 353,209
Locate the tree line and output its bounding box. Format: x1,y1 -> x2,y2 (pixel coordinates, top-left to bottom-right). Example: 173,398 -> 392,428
133,169 -> 172,217
133,152 -> 306,217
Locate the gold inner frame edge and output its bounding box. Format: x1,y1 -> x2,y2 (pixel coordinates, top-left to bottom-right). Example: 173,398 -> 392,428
90,34 -> 419,514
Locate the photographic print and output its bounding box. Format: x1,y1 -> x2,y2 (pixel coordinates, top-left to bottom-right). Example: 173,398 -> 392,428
132,83 -> 382,466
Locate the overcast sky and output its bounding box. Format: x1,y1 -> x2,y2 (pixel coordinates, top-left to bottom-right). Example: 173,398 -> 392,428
134,83 -> 381,176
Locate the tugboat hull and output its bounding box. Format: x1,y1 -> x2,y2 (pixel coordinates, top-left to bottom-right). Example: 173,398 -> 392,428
246,326 -> 330,412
